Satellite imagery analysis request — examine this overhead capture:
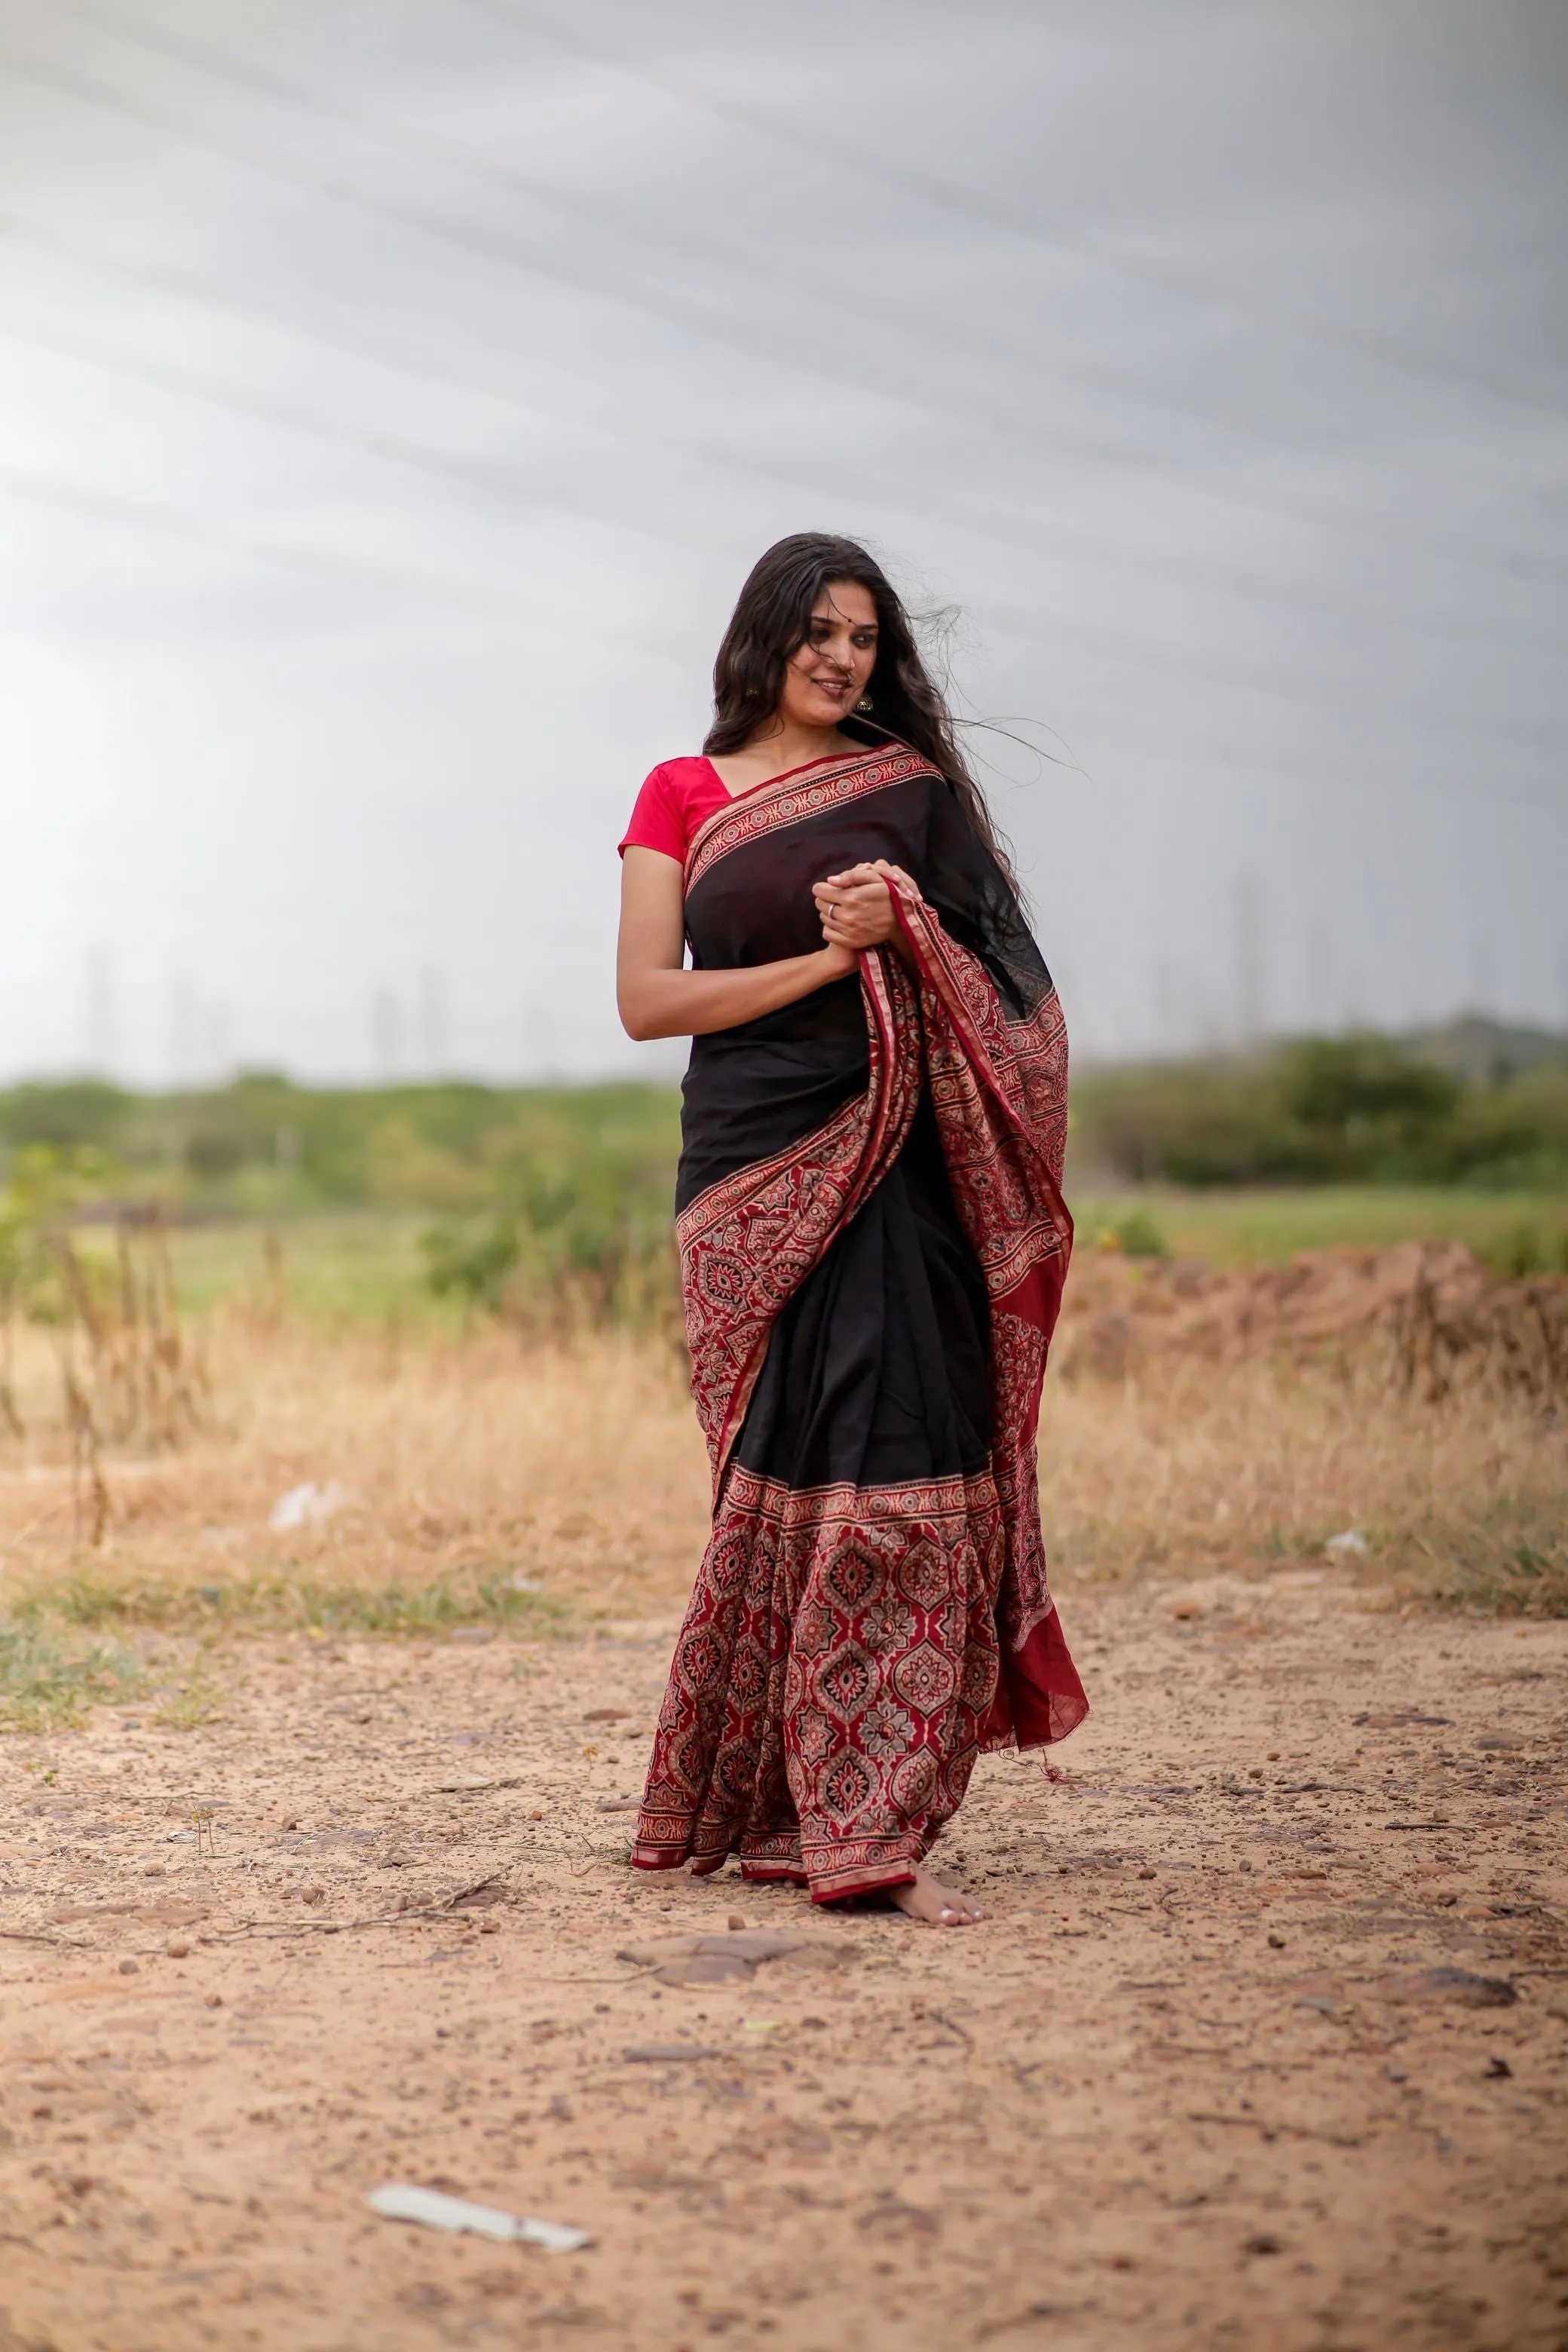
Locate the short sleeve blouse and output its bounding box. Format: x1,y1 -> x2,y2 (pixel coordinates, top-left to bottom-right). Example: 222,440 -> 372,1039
617,758 -> 731,863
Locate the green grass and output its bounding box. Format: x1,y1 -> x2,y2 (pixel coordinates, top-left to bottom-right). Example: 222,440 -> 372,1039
1071,1185 -> 1568,1269
127,1187 -> 1567,1327
159,1211 -> 443,1322
0,1616 -> 145,1731
29,1566 -> 579,1638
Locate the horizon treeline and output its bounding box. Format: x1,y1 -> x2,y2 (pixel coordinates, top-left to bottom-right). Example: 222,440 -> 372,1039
1,1021 -> 1565,1217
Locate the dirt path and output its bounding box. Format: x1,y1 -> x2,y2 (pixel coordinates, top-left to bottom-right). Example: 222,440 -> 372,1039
2,1576 -> 1565,2352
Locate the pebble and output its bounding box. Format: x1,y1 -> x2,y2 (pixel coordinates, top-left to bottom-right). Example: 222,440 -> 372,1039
1267,1934 -> 1286,1949
1484,2056 -> 1512,2079
167,1940 -> 191,1960
205,1993 -> 223,2009
118,1958 -> 139,1976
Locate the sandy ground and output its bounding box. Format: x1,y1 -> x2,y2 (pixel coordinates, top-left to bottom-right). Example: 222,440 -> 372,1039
2,1575 -> 1566,2352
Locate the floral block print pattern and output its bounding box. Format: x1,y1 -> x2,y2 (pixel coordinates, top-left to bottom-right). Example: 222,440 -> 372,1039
632,1468 -> 1006,1903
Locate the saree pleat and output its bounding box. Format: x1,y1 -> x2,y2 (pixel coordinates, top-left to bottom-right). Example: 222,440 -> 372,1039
633,743 -> 1088,1902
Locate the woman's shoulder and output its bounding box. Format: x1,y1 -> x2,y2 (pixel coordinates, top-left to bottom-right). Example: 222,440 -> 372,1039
620,755 -> 726,862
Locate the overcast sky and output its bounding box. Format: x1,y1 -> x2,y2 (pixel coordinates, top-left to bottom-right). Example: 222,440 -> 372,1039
1,0 -> 1564,1085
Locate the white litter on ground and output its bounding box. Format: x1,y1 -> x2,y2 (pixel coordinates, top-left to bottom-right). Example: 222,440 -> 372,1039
366,2182 -> 590,2252
268,1481 -> 351,1533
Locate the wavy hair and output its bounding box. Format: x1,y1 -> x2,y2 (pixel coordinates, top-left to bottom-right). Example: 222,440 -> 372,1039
703,532 -> 1015,887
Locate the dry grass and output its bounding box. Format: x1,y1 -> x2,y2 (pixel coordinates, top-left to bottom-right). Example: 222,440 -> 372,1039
0,1311 -> 709,1643
1038,1351 -> 1566,1609
0,1294 -> 1562,1678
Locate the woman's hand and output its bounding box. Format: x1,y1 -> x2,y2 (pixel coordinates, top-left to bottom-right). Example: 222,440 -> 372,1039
812,860 -> 920,953
617,848 -> 859,1040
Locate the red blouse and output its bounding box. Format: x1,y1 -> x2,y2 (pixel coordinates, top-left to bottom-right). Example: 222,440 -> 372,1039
617,757 -> 730,863
618,753 -> 854,864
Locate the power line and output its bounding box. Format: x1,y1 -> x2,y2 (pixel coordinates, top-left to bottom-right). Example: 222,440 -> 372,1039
3,207 -> 1553,660
5,308 -> 1559,761
0,456 -> 704,667
2,455 -> 1560,819
485,0 -> 1568,424
7,22 -> 1566,591
57,0 -> 1557,510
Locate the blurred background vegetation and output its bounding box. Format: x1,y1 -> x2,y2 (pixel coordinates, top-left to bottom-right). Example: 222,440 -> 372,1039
0,1014 -> 1563,1328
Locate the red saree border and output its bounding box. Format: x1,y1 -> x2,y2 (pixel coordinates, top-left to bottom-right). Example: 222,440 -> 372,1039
684,744 -> 939,894
675,950 -> 923,1499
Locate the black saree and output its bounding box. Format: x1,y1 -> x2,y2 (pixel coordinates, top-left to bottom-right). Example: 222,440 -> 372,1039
633,742 -> 1088,1903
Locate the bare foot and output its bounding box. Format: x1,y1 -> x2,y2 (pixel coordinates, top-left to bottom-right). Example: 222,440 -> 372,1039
890,1864 -> 985,1927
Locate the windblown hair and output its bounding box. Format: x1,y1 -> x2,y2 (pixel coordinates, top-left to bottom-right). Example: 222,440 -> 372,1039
704,532 -> 1015,887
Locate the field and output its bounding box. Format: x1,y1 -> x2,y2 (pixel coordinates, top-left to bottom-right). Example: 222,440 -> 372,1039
0,1191 -> 1564,2350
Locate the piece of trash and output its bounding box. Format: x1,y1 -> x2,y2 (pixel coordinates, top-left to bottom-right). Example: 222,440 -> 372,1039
741,2020 -> 777,2034
596,1796 -> 639,1812
622,2042 -> 718,2064
1324,1528 -> 1368,1555
435,1776 -> 515,1795
1296,1995 -> 1338,2014
507,1574 -> 543,1593
366,2182 -> 590,2253
268,1481 -> 350,1534
449,1627 -> 495,1646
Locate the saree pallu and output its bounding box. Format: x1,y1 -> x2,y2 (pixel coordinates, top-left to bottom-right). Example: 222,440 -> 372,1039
633,742 -> 1088,1903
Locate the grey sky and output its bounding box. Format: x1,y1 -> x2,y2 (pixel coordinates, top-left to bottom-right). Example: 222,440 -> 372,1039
1,0 -> 1563,1083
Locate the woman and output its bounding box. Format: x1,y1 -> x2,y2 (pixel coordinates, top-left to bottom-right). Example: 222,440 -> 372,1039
617,533 -> 1087,1927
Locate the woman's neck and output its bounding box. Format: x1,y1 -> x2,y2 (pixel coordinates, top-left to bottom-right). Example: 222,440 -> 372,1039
709,719 -> 856,792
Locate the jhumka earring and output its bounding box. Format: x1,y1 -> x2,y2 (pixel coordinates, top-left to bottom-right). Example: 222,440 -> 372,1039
855,694 -> 874,712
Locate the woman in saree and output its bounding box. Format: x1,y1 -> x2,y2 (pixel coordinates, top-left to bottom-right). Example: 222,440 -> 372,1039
617,533 -> 1087,1927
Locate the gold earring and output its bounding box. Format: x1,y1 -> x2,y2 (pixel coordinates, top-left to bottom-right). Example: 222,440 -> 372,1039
855,694 -> 874,713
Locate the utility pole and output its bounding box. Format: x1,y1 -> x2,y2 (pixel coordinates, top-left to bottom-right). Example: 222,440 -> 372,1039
1234,873 -> 1263,1050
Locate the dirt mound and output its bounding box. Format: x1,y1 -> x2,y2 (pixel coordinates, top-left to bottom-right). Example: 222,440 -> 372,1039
1057,1239 -> 1568,1399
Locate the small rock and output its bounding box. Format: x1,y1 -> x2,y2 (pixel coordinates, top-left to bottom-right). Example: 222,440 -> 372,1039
1244,2234 -> 1282,2256
1380,1967 -> 1517,2010
205,1993 -> 222,2009
118,1958 -> 139,1976
302,1886 -> 326,1907
727,1913 -> 747,1931
167,1940 -> 191,1960
479,1919 -> 500,1936
623,2043 -> 718,2064
449,1627 -> 495,1646
1137,1869 -> 1156,1882
1484,2056 -> 1512,2079
142,1864 -> 165,1879
1267,1934 -> 1286,1949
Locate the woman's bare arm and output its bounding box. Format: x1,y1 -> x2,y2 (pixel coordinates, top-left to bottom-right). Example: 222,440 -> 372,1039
617,847 -> 857,1042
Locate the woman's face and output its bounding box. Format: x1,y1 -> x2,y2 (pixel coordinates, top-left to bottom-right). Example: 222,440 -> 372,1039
776,580 -> 879,731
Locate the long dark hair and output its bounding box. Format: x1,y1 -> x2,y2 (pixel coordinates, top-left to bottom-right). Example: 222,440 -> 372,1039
704,532 -> 1015,887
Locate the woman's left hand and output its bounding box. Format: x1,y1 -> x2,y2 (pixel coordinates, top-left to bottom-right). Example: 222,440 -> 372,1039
812,861 -> 919,951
